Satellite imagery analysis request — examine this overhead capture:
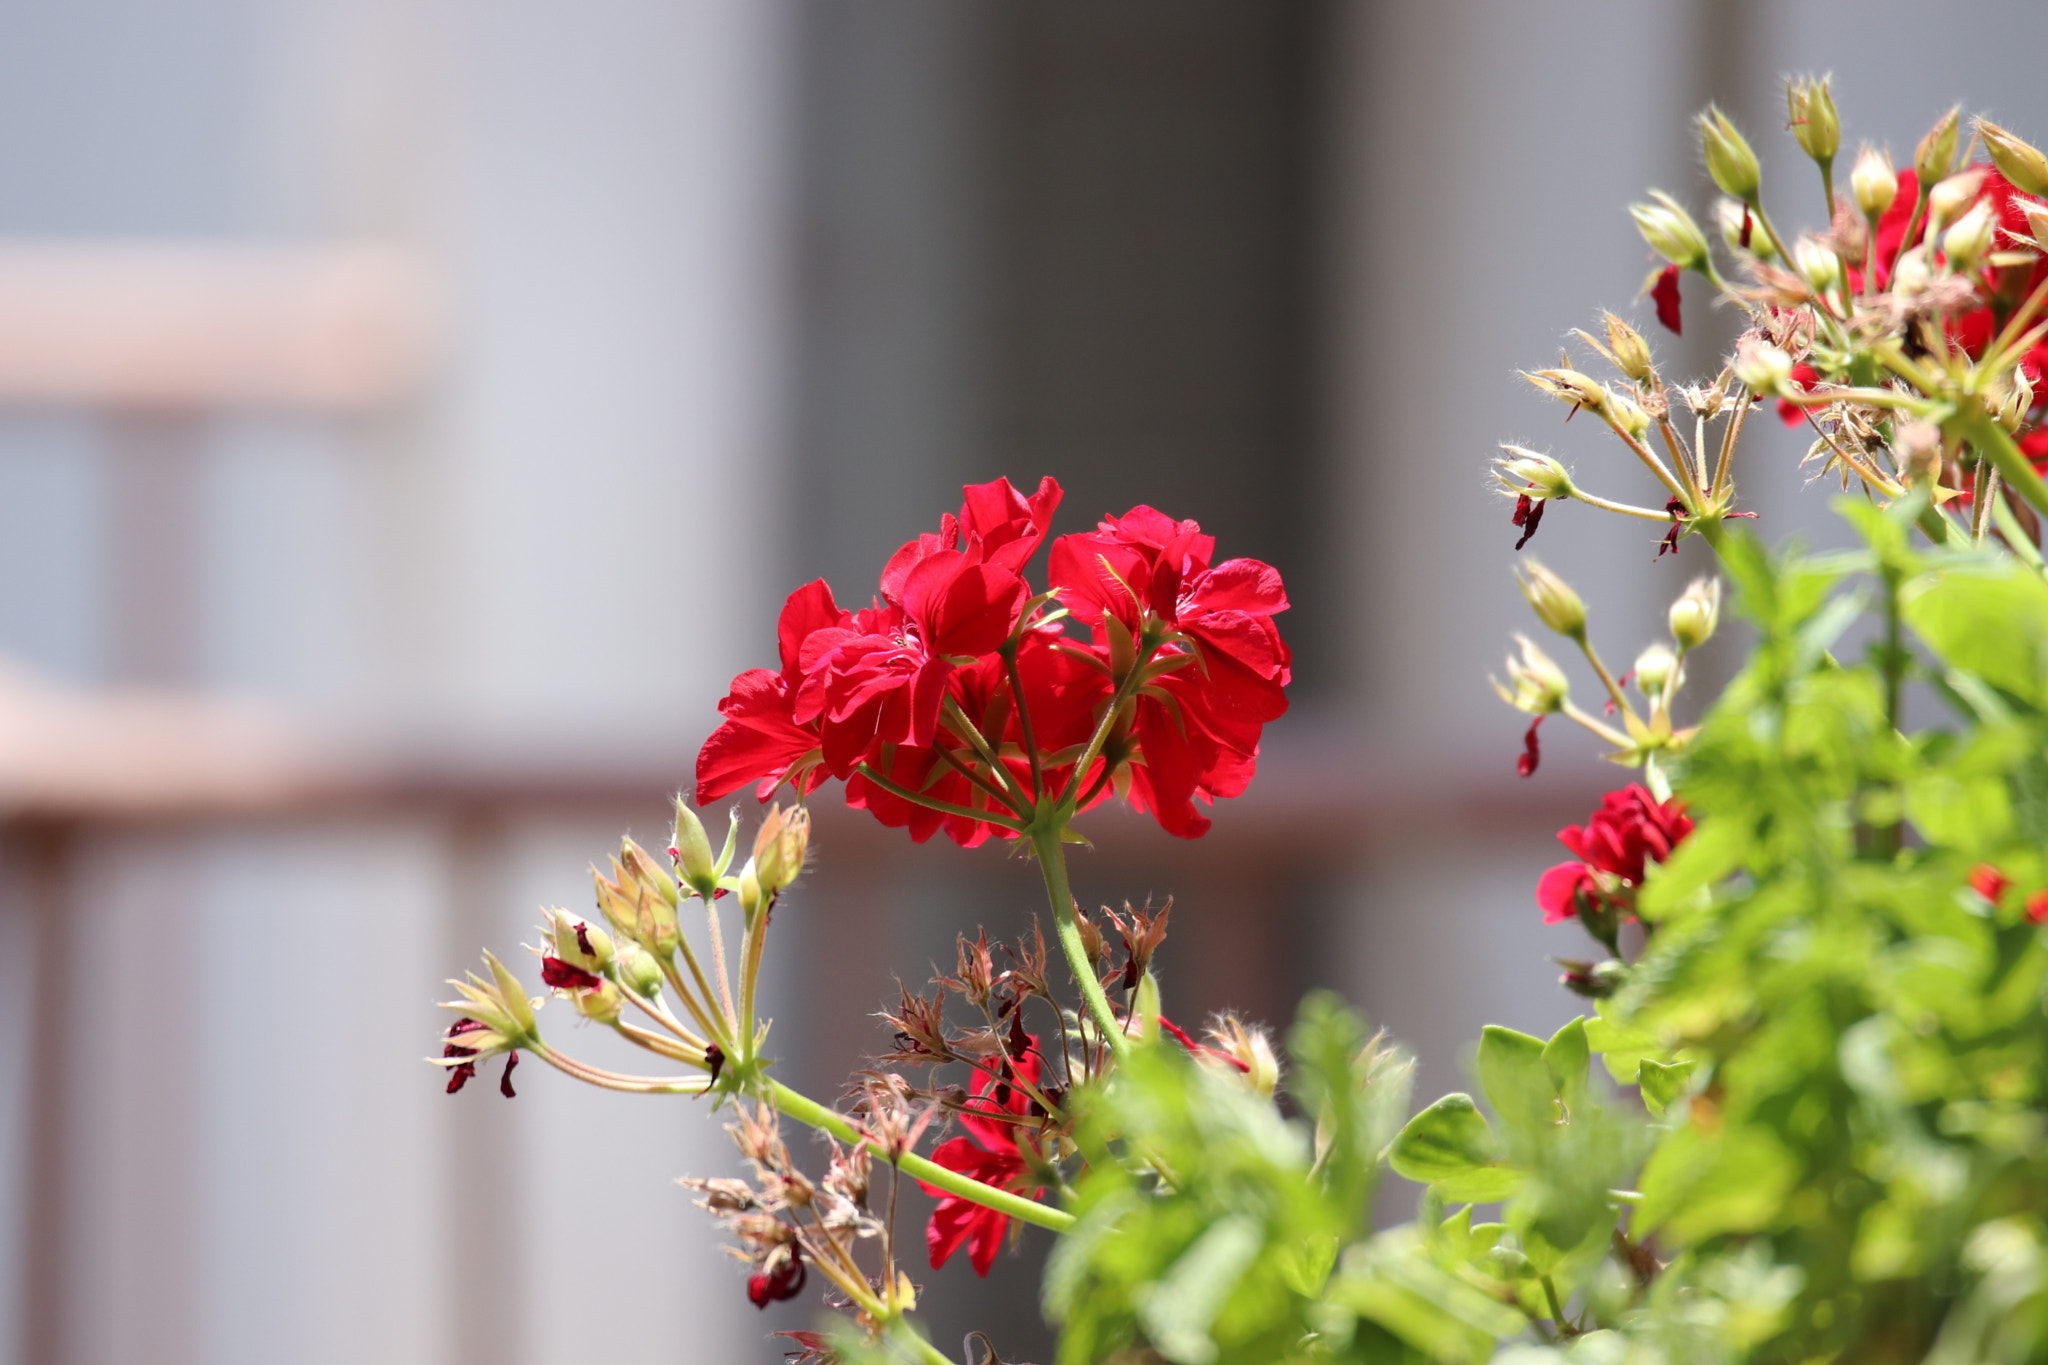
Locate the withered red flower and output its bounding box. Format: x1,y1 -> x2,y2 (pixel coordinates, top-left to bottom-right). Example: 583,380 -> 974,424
1650,263 -> 1683,336
746,1247 -> 807,1309
919,1045 -> 1046,1276
540,956 -> 603,992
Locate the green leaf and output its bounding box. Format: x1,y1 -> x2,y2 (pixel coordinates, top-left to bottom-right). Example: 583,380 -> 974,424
1477,1026 -> 1555,1133
1906,770 -> 2013,854
1637,816 -> 1749,921
1387,1093 -> 1521,1202
1635,1123 -> 1798,1245
1585,1000 -> 1663,1083
1634,1058 -> 1696,1118
1542,1018 -> 1590,1116
1136,1214 -> 1265,1365
1903,562 -> 2048,707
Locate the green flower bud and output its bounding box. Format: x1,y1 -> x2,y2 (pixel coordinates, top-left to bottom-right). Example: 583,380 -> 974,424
1851,145 -> 1897,218
1700,106 -> 1762,202
1630,191 -> 1710,269
1515,561 -> 1587,640
1734,337 -> 1794,396
671,799 -> 718,897
751,803 -> 810,898
1493,445 -> 1572,500
1927,168 -> 1987,235
1943,199 -> 1998,272
736,858 -> 764,923
1633,643 -> 1677,698
1915,106 -> 1962,187
1668,577 -> 1722,650
546,906 -> 615,973
1715,198 -> 1774,260
1492,633 -> 1569,715
1979,118 -> 2048,198
1601,312 -> 1655,382
572,976 -> 624,1025
616,940 -> 665,999
1793,239 -> 1843,293
1787,76 -> 1840,167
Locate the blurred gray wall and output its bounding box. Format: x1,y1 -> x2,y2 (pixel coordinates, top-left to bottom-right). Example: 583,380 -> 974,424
3,3 -> 2048,1364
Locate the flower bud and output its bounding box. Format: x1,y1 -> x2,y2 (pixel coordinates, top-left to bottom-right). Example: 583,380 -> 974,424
672,799 -> 718,897
1915,106 -> 1962,186
751,803 -> 809,898
1927,168 -> 1987,235
1601,313 -> 1655,382
1204,1015 -> 1281,1097
1493,633 -> 1569,715
546,906 -> 615,973
1714,198 -> 1774,260
1892,245 -> 1932,296
1668,577 -> 1722,650
1493,445 -> 1572,500
1850,145 -> 1897,218
1977,119 -> 2048,198
572,976 -> 624,1025
1524,367 -> 1609,418
616,940 -> 665,999
736,858 -> 764,922
1630,191 -> 1709,269
1793,239 -> 1843,293
594,858 -> 680,958
1606,390 -> 1651,439
1633,643 -> 1678,699
1515,560 -> 1587,639
1787,75 -> 1840,168
1700,106 -> 1762,202
1943,199 -> 1999,272
1734,337 -> 1794,395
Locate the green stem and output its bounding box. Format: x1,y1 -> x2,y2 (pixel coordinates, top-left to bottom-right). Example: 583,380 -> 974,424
853,763 -> 1029,833
894,1327 -> 960,1365
767,1080 -> 1076,1234
1955,406 -> 2048,519
1032,826 -> 1131,1063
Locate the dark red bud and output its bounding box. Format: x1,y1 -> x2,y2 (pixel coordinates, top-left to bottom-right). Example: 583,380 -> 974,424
499,1049 -> 520,1099
705,1042 -> 725,1086
574,922 -> 595,956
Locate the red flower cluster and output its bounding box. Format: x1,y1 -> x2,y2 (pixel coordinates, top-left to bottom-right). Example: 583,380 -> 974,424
1779,164 -> 2048,484
695,478 -> 1291,841
919,1046 -> 1046,1276
1970,862 -> 2048,924
1537,784 -> 1693,925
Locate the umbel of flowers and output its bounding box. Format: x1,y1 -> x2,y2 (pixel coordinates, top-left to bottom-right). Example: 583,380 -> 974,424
433,78 -> 2048,1365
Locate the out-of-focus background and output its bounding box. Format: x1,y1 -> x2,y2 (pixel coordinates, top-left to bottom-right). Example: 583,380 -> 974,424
0,2 -> 2043,1361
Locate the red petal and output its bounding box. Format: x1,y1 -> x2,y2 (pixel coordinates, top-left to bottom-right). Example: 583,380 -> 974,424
1537,862 -> 1595,925
1651,264 -> 1682,336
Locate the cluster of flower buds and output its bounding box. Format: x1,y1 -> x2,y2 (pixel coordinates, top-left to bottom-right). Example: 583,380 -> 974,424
1492,559 -> 1719,784
1616,88 -> 2048,542
695,477 -> 1291,842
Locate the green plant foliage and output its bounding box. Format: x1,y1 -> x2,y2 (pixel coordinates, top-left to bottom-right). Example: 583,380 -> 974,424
1046,501 -> 2048,1364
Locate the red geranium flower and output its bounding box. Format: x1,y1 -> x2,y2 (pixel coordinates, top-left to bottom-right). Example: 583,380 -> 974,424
1048,507 -> 1290,837
919,1046 -> 1046,1276
1536,784 -> 1692,924
694,479 -> 1288,845
696,580 -> 847,803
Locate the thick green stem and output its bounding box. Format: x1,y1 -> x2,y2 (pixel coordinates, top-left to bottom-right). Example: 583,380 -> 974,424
1033,826 -> 1130,1063
767,1080 -> 1076,1234
1955,407 -> 2048,519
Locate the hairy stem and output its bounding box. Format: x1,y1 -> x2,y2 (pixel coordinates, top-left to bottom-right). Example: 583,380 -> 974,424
1033,826 -> 1130,1063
